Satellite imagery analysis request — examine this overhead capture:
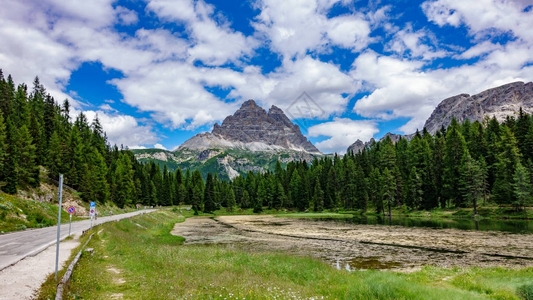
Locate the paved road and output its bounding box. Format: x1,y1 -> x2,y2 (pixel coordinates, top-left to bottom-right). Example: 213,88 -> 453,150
0,209 -> 156,271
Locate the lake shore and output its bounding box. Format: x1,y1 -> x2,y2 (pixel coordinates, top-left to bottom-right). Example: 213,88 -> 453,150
172,215 -> 533,271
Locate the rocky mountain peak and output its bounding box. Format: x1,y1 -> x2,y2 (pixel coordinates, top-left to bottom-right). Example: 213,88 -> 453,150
183,99 -> 321,154
424,81 -> 533,133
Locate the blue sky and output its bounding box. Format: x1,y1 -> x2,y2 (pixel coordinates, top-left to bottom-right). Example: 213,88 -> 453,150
1,0 -> 533,153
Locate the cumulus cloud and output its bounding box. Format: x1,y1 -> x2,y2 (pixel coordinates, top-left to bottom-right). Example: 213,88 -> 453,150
146,0 -> 258,66
83,110 -> 158,148
252,0 -> 374,60
308,118 -> 379,154
2,0 -> 533,150
231,56 -> 359,117
154,143 -> 167,150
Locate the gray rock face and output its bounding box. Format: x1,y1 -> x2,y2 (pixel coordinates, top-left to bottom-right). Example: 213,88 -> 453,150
347,133 -> 410,154
424,81 -> 533,133
347,139 -> 366,154
204,99 -> 321,153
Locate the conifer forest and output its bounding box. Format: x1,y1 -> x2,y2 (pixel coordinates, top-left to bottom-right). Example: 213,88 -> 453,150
1,71 -> 532,214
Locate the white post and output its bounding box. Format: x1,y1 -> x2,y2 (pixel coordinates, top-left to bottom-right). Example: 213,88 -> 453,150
55,174 -> 64,281
69,214 -> 72,236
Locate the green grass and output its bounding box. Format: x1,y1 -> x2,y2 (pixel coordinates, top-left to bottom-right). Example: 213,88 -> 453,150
277,212 -> 354,218
367,205 -> 532,220
39,210 -> 533,300
0,193 -> 72,233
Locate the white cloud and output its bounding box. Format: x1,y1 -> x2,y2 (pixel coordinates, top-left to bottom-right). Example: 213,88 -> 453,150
252,0 -> 374,60
99,104 -> 115,111
115,6 -> 139,25
110,62 -> 241,129
308,118 -> 379,154
146,0 -> 258,66
327,15 -> 373,51
422,0 -> 533,41
154,143 -> 167,150
83,110 -> 159,147
386,24 -> 447,60
229,56 -> 359,117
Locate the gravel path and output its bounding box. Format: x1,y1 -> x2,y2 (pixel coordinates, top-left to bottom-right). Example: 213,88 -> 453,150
0,234 -> 81,300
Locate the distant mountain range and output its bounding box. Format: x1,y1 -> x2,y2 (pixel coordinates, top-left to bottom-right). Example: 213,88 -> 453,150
347,81 -> 533,153
134,81 -> 533,177
133,100 -> 322,179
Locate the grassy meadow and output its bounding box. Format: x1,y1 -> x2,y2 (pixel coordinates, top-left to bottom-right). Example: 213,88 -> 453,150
37,209 -> 533,300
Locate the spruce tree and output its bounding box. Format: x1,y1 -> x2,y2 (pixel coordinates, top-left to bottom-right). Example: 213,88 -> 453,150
226,188 -> 236,212
382,167 -> 396,216
203,173 -> 216,213
241,190 -> 250,210
254,180 -> 265,213
2,118 -> 18,194
458,154 -> 486,215
512,162 -> 531,211
406,166 -> 423,210
0,113 -> 5,179
443,118 -> 469,207
312,177 -> 324,212
17,125 -> 39,187
492,126 -> 521,206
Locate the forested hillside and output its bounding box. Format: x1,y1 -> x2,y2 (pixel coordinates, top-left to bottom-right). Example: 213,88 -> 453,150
0,71 -> 172,208
231,114 -> 533,215
1,71 -> 532,215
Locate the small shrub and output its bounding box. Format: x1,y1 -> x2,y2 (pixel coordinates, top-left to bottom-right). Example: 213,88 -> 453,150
517,283 -> 533,300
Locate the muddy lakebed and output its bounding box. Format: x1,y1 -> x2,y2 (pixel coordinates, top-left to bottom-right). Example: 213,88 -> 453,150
171,215 -> 533,272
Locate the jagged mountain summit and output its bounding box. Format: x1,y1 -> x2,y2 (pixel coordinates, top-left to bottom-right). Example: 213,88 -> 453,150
133,100 -> 322,180
179,99 -> 321,153
424,81 -> 533,134
347,81 -> 533,153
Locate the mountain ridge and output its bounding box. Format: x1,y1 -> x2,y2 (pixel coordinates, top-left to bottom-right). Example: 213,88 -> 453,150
347,81 -> 533,153
134,100 -> 322,179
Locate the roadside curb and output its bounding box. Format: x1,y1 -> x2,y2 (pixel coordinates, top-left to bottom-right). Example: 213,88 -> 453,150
55,232 -> 94,300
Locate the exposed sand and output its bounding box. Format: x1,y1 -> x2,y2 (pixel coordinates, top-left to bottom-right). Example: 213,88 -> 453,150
0,234 -> 81,300
171,215 -> 533,271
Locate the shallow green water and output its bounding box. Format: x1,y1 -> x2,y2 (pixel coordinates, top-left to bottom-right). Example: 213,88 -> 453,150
320,215 -> 532,234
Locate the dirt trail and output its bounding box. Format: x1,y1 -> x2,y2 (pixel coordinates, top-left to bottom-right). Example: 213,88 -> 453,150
172,215 -> 533,271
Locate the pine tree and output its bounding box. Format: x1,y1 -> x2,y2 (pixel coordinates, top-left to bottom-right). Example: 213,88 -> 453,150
0,113 -> 5,180
312,177 -> 324,212
512,162 -> 531,211
492,126 -> 521,206
406,166 -> 423,210
203,173 -> 216,213
113,153 -> 135,208
191,185 -> 203,215
382,167 -> 396,216
226,188 -> 236,212
46,131 -> 62,179
2,118 -> 18,194
458,154 -> 486,215
241,190 -> 250,210
255,180 -> 265,213
369,168 -> 383,214
443,118 -> 469,207
16,125 -> 39,187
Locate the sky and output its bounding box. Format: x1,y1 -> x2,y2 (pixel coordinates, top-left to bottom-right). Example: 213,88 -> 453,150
1,0 -> 533,154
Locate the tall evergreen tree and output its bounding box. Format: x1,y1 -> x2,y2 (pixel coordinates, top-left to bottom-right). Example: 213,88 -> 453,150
443,118 -> 469,207
458,154 -> 486,215
492,126 -> 521,206
203,173 -> 216,213
512,162 -> 532,211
